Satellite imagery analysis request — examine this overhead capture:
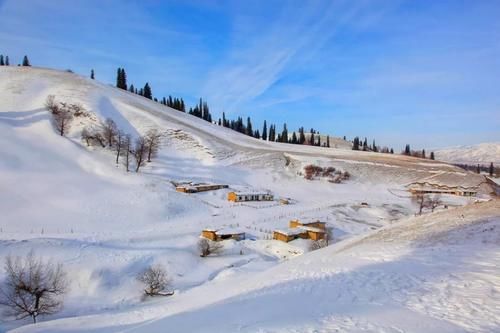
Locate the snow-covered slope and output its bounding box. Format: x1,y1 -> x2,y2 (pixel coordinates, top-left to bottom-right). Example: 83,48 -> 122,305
1,66 -> 498,332
434,143 -> 500,165
12,200 -> 500,333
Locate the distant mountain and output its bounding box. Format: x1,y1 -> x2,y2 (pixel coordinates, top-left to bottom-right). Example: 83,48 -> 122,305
434,142 -> 500,164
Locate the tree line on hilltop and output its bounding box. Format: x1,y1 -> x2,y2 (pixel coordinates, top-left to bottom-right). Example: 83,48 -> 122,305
3,56 -> 447,160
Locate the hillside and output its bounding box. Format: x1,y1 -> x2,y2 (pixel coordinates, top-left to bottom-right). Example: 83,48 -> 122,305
0,66 -> 498,332
434,143 -> 500,165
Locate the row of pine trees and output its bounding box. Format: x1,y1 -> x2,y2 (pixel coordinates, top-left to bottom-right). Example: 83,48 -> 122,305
0,54 -> 30,66
110,67 -> 439,158
2,57 -> 440,159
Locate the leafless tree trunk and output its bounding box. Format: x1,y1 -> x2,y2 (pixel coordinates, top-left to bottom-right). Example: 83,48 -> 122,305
136,265 -> 173,297
198,238 -> 223,257
102,118 -> 118,147
115,130 -> 124,164
0,251 -> 67,324
123,134 -> 131,172
427,194 -> 442,212
44,95 -> 59,114
133,136 -> 148,172
145,129 -> 162,162
416,194 -> 426,215
52,106 -> 73,136
81,126 -> 105,147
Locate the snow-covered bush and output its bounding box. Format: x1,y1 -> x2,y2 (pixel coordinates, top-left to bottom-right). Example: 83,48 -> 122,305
198,238 -> 223,257
136,264 -> 173,297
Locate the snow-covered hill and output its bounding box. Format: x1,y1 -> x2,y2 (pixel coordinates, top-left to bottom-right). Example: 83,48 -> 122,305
1,66 -> 498,332
434,143 -> 500,165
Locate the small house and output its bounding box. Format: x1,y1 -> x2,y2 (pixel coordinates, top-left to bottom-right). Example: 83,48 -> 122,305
201,228 -> 245,242
227,191 -> 274,202
176,182 -> 228,193
289,219 -> 326,230
273,228 -> 308,242
273,219 -> 328,243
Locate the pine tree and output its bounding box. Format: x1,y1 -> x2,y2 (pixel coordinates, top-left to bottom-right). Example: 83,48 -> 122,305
5,56 -> 9,66
90,69 -> 95,79
299,127 -> 306,144
476,164 -> 481,174
262,120 -> 267,141
422,149 -> 426,159
291,132 -> 297,144
352,137 -> 360,150
143,83 -> 152,99
489,162 -> 494,176
246,117 -> 253,136
363,137 -> 368,151
404,144 -> 411,155
317,135 -> 321,147
269,125 -> 276,142
129,84 -> 135,93
0,55 -> 4,66
326,135 -> 330,148
116,68 -> 121,88
121,69 -> 127,90
22,55 -> 30,66
254,129 -> 260,139
390,148 -> 394,154
281,124 -> 288,143
430,151 -> 435,160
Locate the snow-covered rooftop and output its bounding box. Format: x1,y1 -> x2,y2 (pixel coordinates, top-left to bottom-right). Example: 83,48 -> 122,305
409,172 -> 485,189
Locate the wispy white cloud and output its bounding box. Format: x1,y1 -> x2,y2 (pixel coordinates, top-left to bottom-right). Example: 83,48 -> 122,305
201,0 -> 397,113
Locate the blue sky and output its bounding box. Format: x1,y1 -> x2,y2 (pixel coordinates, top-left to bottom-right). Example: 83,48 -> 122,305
1,0 -> 499,149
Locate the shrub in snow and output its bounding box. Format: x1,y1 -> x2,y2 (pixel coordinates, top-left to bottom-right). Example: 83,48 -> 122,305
198,238 -> 223,257
136,264 -> 173,297
0,251 -> 68,324
309,239 -> 327,251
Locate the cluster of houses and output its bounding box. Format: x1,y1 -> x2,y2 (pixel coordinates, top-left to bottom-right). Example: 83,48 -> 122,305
406,172 -> 496,197
175,182 -> 281,203
201,219 -> 329,244
272,220 -> 327,243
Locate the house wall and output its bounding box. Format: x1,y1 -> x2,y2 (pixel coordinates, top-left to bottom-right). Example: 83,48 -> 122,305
307,230 -> 325,241
201,230 -> 217,241
289,220 -> 326,230
227,192 -> 237,202
273,231 -> 290,242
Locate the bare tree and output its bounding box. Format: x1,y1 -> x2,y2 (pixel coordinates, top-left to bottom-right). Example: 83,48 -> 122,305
133,136 -> 148,172
136,264 -> 173,297
81,126 -> 105,147
416,194 -> 426,215
81,127 -> 92,146
427,194 -> 442,212
52,106 -> 73,136
0,251 -> 67,324
44,95 -> 59,114
325,227 -> 334,246
123,134 -> 132,172
115,130 -> 124,164
102,118 -> 118,147
198,238 -> 223,257
309,239 -> 327,251
145,129 -> 162,162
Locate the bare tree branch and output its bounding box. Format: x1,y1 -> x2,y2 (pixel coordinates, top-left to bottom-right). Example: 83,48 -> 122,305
0,251 -> 68,324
